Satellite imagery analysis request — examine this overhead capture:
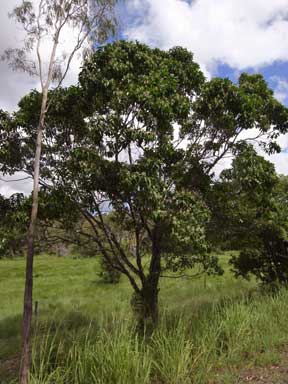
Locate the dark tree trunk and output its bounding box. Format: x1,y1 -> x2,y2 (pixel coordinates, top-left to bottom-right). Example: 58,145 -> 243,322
132,232 -> 161,334
131,278 -> 160,334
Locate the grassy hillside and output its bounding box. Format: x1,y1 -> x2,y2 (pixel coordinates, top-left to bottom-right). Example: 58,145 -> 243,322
1,253 -> 288,383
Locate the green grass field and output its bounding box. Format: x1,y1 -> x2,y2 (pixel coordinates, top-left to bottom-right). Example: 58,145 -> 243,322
1,253 -> 288,383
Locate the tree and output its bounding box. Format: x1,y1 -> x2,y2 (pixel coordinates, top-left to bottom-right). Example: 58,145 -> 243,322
0,193 -> 28,257
5,41 -> 288,332
209,146 -> 288,287
207,145 -> 279,249
2,1 -> 117,382
274,175 -> 288,222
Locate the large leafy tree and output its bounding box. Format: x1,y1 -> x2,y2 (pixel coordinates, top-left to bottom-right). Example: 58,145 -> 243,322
4,41 -> 288,329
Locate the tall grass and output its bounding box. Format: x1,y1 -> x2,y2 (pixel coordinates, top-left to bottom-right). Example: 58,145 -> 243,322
30,320 -> 152,384
27,289 -> 288,384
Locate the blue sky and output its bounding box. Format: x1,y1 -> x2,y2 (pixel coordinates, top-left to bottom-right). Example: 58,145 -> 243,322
215,62 -> 288,106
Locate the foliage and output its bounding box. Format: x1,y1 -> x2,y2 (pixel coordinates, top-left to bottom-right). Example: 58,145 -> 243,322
0,193 -> 28,257
0,110 -> 23,174
99,254 -> 121,284
0,190 -> 86,258
231,223 -> 288,287
209,146 -> 288,286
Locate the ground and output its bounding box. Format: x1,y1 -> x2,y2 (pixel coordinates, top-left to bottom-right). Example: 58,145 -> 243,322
239,352 -> 288,384
1,253 -> 288,383
209,348 -> 288,383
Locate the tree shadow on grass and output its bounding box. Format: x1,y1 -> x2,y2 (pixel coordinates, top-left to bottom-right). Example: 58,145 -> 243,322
0,314 -> 22,383
0,308 -> 103,383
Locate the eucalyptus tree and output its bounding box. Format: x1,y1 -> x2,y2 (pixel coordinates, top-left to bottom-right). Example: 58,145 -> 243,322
2,1 -> 117,382
6,41 -> 288,331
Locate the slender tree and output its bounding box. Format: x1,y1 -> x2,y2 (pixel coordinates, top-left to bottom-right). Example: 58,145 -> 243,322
2,1 -> 117,382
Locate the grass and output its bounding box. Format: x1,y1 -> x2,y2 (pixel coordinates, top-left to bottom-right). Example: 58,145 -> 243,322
1,252 -> 288,383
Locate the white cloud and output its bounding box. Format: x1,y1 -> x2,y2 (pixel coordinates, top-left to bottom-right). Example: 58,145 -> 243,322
213,150 -> 288,178
124,0 -> 288,74
271,76 -> 288,104
267,152 -> 288,175
0,173 -> 33,197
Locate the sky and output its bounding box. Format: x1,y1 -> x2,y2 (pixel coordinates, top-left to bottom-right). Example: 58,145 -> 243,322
1,0 -> 288,196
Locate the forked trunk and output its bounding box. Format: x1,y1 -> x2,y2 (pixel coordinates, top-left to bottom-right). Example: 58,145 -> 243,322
19,89 -> 48,384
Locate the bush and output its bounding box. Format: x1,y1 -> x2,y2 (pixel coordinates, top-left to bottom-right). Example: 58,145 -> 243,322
99,255 -> 121,284
230,223 -> 288,287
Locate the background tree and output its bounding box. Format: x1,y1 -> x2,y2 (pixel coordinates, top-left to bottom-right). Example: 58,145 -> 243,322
1,1 -> 117,382
0,193 -> 28,258
4,41 -> 288,332
0,189 -> 89,257
209,146 -> 288,287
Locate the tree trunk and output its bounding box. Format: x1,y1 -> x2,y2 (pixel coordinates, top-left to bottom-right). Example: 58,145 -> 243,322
131,279 -> 159,335
132,234 -> 161,334
19,89 -> 48,384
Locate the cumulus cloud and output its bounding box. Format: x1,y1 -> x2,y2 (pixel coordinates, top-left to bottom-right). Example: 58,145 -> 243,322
271,76 -> 288,104
124,0 -> 288,74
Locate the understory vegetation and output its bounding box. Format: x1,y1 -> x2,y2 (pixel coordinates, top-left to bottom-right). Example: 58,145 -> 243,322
2,254 -> 288,383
